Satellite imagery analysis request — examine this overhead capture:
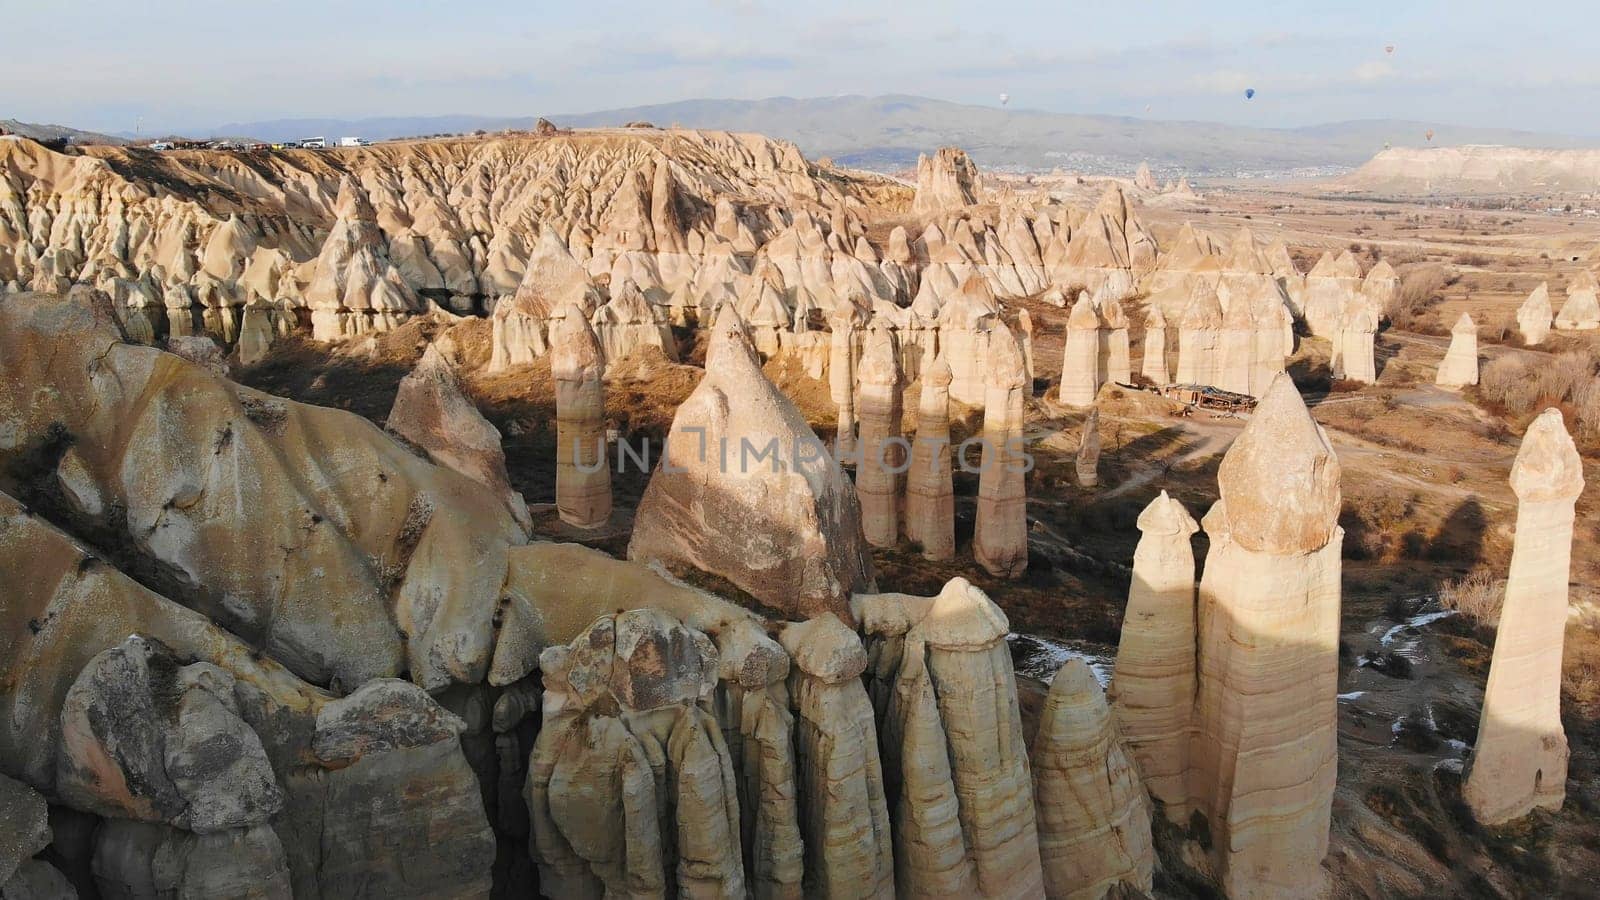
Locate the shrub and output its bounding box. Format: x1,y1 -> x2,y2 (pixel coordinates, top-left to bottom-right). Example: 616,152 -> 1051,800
1388,264 -> 1452,329
1439,567 -> 1505,626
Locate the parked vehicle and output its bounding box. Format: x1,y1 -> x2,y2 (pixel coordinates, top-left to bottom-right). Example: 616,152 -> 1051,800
146,141 -> 173,151
338,136 -> 370,147
300,137 -> 327,149
280,141 -> 301,149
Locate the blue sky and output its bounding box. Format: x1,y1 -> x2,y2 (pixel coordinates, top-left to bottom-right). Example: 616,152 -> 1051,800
7,0 -> 1598,135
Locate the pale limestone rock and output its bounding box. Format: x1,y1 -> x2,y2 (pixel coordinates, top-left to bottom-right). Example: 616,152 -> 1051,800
0,295 -> 525,693
1189,374 -> 1342,899
829,309 -> 862,455
1100,299 -> 1132,385
779,616 -> 895,899
1341,305 -> 1379,384
1217,295 -> 1255,394
1033,659 -> 1155,900
525,611 -> 747,898
975,325 -> 1030,579
1142,306 -> 1170,384
237,301 -> 276,365
1110,491 -> 1199,820
1436,312 -> 1479,388
1518,283 -> 1553,345
1059,293 -> 1102,407
906,354 -> 956,560
939,275 -> 1001,406
304,176 -> 419,341
1134,162 -> 1158,192
1017,307 -> 1037,383
1361,259 -> 1399,319
1303,251 -> 1361,338
853,578 -> 1044,898
1463,409 -> 1584,825
912,148 -> 980,214
1554,284 -> 1600,330
629,306 -> 873,620
388,344 -> 531,532
1076,409 -> 1102,488
551,307 -> 611,529
1176,281 -> 1223,386
591,278 -> 676,367
858,321 -> 904,548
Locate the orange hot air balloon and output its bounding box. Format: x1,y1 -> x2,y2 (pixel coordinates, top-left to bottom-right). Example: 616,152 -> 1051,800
1385,44 -> 1395,55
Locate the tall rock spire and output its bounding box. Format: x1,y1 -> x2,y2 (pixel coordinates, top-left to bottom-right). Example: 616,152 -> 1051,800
1111,490 -> 1199,821
905,353 -> 956,560
858,320 -> 904,548
1188,373 -> 1342,898
551,306 -> 611,529
974,325 -> 1029,578
1463,409 -> 1584,824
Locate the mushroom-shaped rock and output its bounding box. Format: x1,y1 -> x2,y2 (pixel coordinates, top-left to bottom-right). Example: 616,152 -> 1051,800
1033,659 -> 1155,900
1059,293 -> 1104,407
1110,491 -> 1199,820
1463,410 -> 1584,825
629,306 -> 873,620
1189,373 -> 1342,899
1142,305 -> 1170,385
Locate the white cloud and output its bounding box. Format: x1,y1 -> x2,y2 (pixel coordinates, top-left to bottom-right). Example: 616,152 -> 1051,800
1353,60 -> 1394,83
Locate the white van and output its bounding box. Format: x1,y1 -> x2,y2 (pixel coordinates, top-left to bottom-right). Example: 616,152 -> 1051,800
338,136 -> 370,147
300,136 -> 327,149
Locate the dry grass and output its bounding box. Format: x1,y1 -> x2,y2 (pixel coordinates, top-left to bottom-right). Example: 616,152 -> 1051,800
1475,348 -> 1600,451
1438,566 -> 1505,626
1388,264 -> 1453,330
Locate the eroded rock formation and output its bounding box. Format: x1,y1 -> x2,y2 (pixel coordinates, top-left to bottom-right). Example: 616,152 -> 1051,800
1436,312 -> 1479,388
551,306 -> 612,529
1463,409 -> 1584,825
1189,374 -> 1342,898
629,306 -> 873,619
905,354 -> 956,560
1518,282 -> 1554,345
974,325 -> 1030,579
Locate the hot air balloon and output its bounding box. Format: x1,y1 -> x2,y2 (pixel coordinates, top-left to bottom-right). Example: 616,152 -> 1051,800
1385,44 -> 1395,55
999,92 -> 1010,107
1244,88 -> 1256,100
1144,104 -> 1152,113
1425,129 -> 1435,142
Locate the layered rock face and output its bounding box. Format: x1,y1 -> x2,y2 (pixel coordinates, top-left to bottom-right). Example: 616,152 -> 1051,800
389,344 -> 532,533
905,354 -> 956,560
974,326 -> 1030,579
1435,312 -> 1479,388
1463,409 -> 1584,825
1034,660 -> 1155,900
1303,251 -> 1365,338
912,148 -> 980,213
1518,283 -> 1554,345
629,306 -> 874,620
551,307 -> 612,529
853,579 -> 1044,898
857,322 -> 905,548
1110,491 -> 1199,821
1189,374 -> 1343,899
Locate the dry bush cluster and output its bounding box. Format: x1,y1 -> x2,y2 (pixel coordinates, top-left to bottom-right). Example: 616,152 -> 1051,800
1387,264 -> 1455,331
1438,566 -> 1505,626
1475,348 -> 1600,448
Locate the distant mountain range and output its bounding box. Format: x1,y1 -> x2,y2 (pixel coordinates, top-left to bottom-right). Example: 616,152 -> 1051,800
1,119 -> 127,146
44,95 -> 1600,177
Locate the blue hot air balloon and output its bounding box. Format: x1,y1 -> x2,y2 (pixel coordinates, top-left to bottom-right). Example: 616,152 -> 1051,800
1244,88 -> 1256,100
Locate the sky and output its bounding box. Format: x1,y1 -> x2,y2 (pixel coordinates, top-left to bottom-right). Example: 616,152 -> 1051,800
6,0 -> 1600,136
